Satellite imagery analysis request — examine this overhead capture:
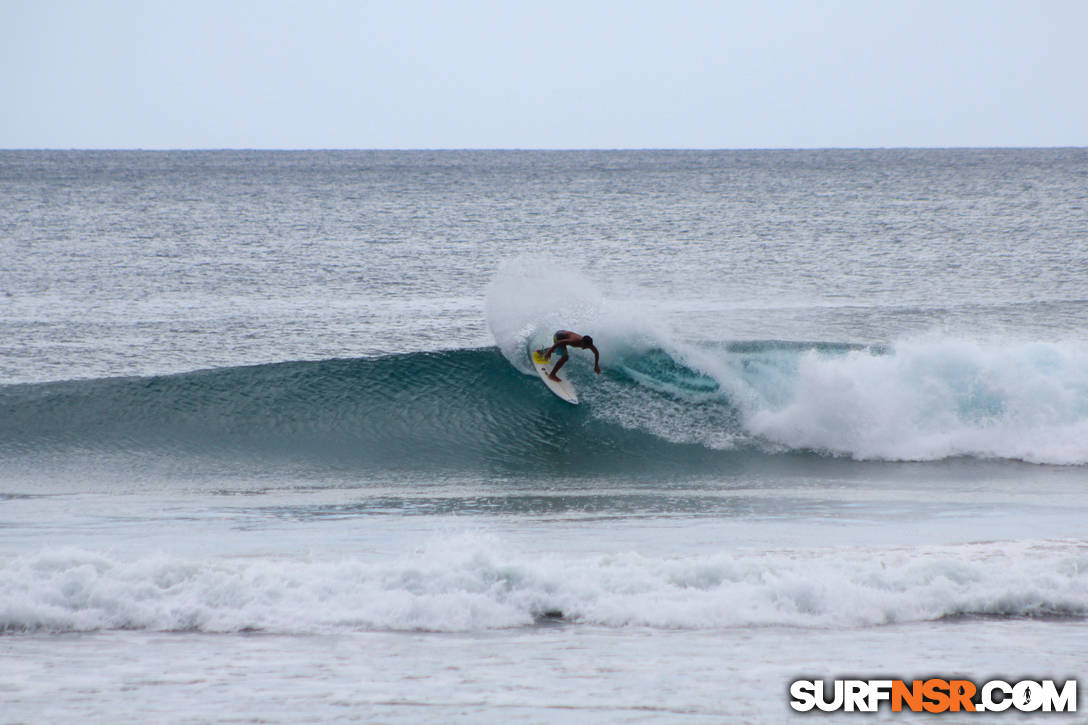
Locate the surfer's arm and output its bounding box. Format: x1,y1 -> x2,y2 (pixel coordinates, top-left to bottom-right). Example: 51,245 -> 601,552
589,345 -> 600,374
542,342 -> 569,360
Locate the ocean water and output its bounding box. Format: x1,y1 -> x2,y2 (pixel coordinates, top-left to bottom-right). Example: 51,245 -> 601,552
1,149 -> 1087,723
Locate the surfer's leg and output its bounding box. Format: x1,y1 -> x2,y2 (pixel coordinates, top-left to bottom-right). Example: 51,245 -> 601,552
549,352 -> 569,381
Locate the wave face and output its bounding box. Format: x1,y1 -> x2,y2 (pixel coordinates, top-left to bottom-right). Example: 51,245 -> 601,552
3,336 -> 1088,469
3,540 -> 1085,634
0,349 -> 731,474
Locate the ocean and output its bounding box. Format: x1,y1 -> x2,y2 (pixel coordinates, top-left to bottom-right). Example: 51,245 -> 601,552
1,149 -> 1086,723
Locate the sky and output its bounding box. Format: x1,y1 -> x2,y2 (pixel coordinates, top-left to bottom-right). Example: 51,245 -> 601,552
3,0 -> 1086,149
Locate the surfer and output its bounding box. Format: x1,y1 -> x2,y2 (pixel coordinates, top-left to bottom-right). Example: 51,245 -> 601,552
541,330 -> 600,382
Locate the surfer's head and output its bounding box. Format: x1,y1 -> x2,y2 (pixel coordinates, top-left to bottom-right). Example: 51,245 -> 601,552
581,335 -> 593,348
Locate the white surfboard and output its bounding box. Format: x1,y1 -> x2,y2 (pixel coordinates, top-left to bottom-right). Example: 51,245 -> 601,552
530,349 -> 579,404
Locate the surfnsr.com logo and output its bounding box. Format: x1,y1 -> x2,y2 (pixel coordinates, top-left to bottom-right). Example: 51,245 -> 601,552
789,678 -> 1078,713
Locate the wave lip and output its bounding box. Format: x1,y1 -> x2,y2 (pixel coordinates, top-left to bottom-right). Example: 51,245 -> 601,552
3,541 -> 1086,635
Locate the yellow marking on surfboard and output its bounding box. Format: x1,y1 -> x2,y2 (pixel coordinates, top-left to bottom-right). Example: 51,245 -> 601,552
532,350 -> 548,365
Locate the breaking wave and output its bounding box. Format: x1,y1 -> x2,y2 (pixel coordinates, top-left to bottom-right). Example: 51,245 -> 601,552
2,334 -> 1088,469
3,539 -> 1085,634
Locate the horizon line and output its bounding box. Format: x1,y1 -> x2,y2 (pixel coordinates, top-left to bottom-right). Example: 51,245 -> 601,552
2,145 -> 1086,152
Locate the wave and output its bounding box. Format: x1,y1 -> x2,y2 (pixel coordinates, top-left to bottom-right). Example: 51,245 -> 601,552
742,337 -> 1088,464
5,255 -> 1085,468
588,334 -> 1088,465
0,349 -> 603,472
0,347 -> 749,474
482,256 -> 1088,465
3,335 -> 1088,469
3,540 -> 1085,634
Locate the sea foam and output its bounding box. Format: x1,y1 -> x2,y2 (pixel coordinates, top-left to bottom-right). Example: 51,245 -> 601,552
740,337 -> 1088,464
3,539 -> 1085,634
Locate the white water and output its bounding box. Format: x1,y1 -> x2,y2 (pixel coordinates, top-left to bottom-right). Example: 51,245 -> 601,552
4,539 -> 1086,635
744,337 -> 1088,464
489,258 -> 1088,465
485,255 -> 668,374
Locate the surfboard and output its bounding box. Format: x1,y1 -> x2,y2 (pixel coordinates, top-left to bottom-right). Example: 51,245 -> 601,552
530,349 -> 579,404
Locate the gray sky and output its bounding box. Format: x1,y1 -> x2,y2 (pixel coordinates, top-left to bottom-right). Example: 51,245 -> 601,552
4,0 -> 1086,149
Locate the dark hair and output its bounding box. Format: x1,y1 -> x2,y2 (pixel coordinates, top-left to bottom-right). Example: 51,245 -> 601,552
582,335 -> 593,347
